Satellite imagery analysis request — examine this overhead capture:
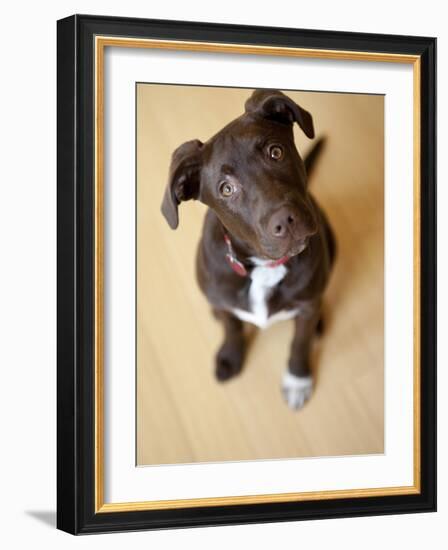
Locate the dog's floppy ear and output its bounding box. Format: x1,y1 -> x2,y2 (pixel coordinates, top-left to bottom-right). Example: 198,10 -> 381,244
245,89 -> 315,139
161,139 -> 203,229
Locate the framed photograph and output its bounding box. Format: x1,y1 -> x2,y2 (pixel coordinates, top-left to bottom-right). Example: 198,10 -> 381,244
57,14 -> 436,534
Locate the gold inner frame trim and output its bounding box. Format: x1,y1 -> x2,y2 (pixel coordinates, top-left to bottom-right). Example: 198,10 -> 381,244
94,35 -> 421,514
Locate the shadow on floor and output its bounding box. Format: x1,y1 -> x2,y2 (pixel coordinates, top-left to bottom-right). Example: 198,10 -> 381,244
26,510 -> 56,528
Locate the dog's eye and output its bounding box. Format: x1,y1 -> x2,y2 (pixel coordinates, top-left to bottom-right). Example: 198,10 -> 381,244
219,181 -> 235,197
268,144 -> 284,161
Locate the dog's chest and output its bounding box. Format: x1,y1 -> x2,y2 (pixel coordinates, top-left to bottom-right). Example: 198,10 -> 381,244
231,258 -> 299,329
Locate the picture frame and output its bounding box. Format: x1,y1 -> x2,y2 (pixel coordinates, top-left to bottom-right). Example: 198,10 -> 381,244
57,14 -> 436,534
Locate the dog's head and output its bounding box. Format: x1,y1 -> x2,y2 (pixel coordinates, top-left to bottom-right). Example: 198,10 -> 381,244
161,89 -> 318,260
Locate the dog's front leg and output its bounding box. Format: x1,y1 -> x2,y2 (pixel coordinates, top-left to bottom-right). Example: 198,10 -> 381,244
282,301 -> 321,410
213,309 -> 246,382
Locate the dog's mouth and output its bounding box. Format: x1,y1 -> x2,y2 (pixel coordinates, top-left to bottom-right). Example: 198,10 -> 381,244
260,237 -> 309,262
287,237 -> 309,258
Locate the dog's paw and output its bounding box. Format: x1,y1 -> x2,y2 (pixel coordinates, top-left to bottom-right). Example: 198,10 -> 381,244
215,341 -> 244,382
281,372 -> 313,410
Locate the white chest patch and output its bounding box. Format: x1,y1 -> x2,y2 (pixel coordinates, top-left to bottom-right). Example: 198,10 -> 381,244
231,257 -> 299,329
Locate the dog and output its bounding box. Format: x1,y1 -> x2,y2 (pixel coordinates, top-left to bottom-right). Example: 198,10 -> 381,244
161,89 -> 336,410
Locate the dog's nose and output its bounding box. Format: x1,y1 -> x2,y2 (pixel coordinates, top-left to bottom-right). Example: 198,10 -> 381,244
268,206 -> 296,239
267,206 -> 315,240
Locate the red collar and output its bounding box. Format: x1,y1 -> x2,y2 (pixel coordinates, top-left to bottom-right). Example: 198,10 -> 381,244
223,233 -> 289,277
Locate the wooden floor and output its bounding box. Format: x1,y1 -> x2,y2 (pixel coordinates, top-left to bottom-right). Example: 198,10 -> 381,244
136,85 -> 384,466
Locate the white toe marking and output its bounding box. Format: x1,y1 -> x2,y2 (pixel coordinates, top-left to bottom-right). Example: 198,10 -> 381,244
281,372 -> 313,410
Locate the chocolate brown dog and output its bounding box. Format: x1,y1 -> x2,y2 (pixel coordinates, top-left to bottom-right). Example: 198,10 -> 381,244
161,89 -> 336,410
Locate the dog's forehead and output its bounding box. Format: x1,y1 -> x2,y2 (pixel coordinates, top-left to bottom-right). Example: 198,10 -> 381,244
213,116 -> 261,144
203,115 -> 291,166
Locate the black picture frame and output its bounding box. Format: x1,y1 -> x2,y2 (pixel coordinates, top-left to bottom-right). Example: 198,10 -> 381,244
57,14 -> 436,535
